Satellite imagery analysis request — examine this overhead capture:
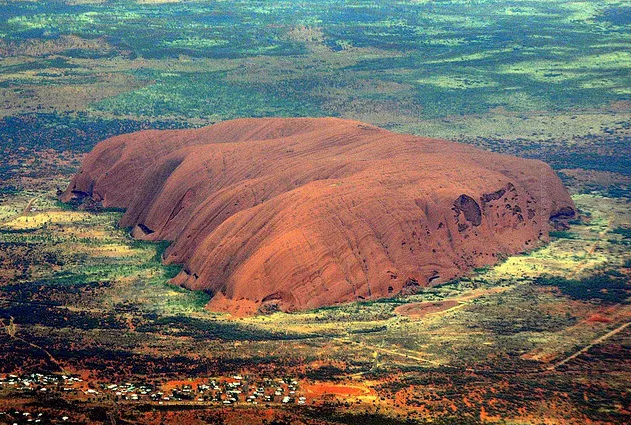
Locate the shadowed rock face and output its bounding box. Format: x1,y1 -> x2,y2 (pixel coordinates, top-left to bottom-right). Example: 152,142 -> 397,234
63,117 -> 575,315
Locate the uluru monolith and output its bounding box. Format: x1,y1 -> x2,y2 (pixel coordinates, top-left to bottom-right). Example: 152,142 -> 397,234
63,118 -> 575,315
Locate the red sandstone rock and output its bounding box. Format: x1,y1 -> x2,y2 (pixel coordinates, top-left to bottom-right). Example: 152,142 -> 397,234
63,118 -> 575,314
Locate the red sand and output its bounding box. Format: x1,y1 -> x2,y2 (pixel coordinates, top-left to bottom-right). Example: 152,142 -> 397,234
303,383 -> 373,397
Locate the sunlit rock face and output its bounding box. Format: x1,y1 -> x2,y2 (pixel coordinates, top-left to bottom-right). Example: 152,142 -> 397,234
64,117 -> 575,315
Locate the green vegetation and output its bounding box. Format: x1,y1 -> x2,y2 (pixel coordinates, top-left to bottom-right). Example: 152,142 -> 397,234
136,315 -> 314,341
93,70 -> 326,119
534,272 -> 630,303
0,0 -> 629,128
612,226 -> 631,239
0,112 -> 188,153
1,1 -> 631,423
1,185 -> 631,424
1,0 -> 630,189
549,230 -> 578,239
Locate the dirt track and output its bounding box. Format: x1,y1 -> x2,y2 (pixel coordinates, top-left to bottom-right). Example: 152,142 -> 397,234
548,321 -> 631,370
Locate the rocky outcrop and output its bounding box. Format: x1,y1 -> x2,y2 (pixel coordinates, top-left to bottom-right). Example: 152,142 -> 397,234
63,117 -> 575,314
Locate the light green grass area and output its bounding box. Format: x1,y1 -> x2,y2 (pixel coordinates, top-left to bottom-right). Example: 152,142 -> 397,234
0,0 -> 629,125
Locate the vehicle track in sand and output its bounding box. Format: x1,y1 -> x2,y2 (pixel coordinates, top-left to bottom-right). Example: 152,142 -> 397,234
547,321 -> 631,371
1,315 -> 68,374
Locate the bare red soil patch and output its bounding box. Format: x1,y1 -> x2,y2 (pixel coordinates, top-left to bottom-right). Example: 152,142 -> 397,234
587,314 -> 613,323
395,300 -> 460,318
303,382 -> 374,397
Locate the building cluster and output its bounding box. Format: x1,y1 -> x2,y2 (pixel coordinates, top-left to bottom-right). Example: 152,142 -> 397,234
111,375 -> 307,406
0,373 -> 83,394
0,410 -> 51,425
1,373 -> 308,407
0,408 -> 69,425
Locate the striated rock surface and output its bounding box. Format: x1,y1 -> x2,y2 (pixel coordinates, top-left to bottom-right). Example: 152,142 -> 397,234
63,117 -> 575,314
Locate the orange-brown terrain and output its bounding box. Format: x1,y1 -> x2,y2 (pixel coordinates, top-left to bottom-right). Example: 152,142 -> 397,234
62,117 -> 575,314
